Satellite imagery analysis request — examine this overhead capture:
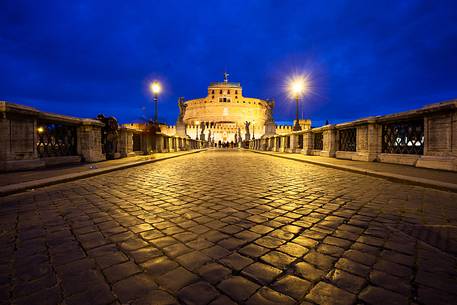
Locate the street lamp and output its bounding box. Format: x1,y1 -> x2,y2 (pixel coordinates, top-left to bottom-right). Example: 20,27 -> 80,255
289,77 -> 308,131
195,121 -> 200,140
150,81 -> 161,124
252,121 -> 255,140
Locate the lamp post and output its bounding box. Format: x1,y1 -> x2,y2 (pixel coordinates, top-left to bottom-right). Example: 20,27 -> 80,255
289,78 -> 308,131
150,81 -> 161,125
252,121 -> 255,140
195,121 -> 200,140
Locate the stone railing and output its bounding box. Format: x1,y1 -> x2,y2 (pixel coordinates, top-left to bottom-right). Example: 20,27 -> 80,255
249,100 -> 457,172
0,102 -> 206,172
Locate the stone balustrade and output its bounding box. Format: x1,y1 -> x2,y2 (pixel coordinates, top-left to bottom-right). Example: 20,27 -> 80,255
0,102 -> 206,172
249,100 -> 457,172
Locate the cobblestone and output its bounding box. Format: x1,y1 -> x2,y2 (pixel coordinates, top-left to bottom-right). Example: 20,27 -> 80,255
1,150 -> 457,304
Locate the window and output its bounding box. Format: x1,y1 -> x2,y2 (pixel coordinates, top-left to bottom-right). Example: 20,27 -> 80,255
228,90 -> 230,94
235,90 -> 238,94
212,90 -> 214,94
235,96 -> 238,99
220,90 -> 222,94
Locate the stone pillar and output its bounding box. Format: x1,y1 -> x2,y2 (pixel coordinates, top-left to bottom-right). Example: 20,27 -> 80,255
176,121 -> 187,138
416,110 -> 457,171
0,103 -> 45,171
301,131 -> 313,155
176,138 -> 182,151
289,134 -> 297,153
353,120 -> 381,161
118,127 -> 135,158
259,138 -> 264,150
320,125 -> 337,157
77,120 -> 106,162
279,136 -> 286,152
153,133 -> 164,153
168,137 -> 174,152
172,137 -> 178,151
264,121 -> 276,136
141,132 -> 152,154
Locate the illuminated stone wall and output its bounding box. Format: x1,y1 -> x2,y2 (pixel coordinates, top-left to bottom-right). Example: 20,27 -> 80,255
182,81 -> 270,141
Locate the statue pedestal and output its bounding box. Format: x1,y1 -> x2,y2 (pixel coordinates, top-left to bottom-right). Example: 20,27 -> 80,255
264,122 -> 276,136
176,121 -> 187,137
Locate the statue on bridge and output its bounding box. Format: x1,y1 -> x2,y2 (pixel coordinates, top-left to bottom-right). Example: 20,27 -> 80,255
176,97 -> 188,137
265,99 -> 275,123
264,99 -> 277,136
244,121 -> 251,141
96,114 -> 119,160
200,121 -> 206,141
177,97 -> 187,121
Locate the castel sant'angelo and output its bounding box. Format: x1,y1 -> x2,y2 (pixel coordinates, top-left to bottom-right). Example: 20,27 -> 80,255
125,73 -> 311,143
178,72 -> 274,143
174,73 -> 310,143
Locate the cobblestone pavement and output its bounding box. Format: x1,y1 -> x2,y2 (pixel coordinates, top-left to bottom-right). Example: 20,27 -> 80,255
1,150 -> 457,305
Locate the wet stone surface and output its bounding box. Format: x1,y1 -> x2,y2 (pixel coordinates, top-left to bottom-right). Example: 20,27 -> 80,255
1,150 -> 457,305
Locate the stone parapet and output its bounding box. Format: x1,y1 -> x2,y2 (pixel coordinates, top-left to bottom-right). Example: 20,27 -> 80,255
248,99 -> 457,172
118,127 -> 136,158
0,101 -> 209,172
0,101 -> 104,171
77,119 -> 105,162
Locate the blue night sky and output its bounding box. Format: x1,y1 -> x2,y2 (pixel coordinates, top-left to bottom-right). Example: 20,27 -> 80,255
1,0 -> 457,126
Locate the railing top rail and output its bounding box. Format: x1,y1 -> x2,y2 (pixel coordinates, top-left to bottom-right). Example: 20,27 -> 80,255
39,113 -> 103,126
375,100 -> 456,122
1,101 -> 103,126
0,101 -> 40,115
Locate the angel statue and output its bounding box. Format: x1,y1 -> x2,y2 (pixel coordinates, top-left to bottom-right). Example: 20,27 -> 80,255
265,99 -> 275,123
244,121 -> 251,141
244,121 -> 251,134
177,97 -> 187,122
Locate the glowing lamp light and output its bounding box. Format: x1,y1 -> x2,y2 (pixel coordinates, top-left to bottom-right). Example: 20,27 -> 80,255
288,76 -> 309,98
37,127 -> 44,133
150,81 -> 161,95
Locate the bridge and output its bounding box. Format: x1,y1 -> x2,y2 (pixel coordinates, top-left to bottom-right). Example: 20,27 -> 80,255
0,101 -> 456,305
